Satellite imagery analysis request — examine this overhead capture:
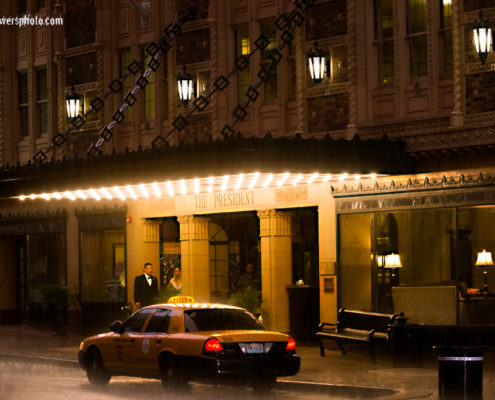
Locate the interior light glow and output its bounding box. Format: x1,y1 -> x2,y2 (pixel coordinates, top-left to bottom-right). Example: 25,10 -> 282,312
166,181 -> 174,197
194,178 -> 200,194
100,188 -> 113,200
125,186 -> 137,199
308,172 -> 319,184
235,174 -> 244,190
139,184 -> 150,198
221,175 -> 229,191
249,172 -> 260,189
113,187 -> 126,201
292,173 -> 303,186
208,176 -> 214,193
88,189 -> 101,201
277,172 -> 290,187
323,174 -> 332,183
263,173 -> 273,188
152,182 -> 162,197
180,180 -> 187,195
75,190 -> 87,200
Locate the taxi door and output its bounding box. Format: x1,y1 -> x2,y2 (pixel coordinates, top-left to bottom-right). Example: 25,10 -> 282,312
139,308 -> 173,376
108,308 -> 154,374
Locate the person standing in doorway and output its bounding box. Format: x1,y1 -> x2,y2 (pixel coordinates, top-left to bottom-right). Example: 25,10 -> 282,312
134,262 -> 159,309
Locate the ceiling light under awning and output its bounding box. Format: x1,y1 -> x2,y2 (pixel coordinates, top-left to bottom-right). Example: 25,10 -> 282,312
14,171 -> 382,202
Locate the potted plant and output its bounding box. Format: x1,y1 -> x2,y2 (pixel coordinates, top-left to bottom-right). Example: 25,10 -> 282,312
40,284 -> 70,336
229,287 -> 265,323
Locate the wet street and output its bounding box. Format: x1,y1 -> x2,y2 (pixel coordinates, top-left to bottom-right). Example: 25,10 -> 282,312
0,358 -> 372,400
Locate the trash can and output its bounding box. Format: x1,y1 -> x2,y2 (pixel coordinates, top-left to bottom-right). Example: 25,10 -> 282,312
436,346 -> 484,400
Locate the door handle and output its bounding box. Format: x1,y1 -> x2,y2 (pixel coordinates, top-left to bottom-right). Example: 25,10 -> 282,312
155,339 -> 162,344
129,338 -> 136,343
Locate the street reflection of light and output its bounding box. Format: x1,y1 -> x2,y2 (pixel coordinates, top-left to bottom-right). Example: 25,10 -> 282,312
308,172 -> 319,184
249,172 -> 260,189
292,173 -> 303,186
194,178 -> 200,194
263,173 -> 273,188
339,173 -> 348,182
180,180 -> 187,195
113,187 -> 126,200
166,181 -> 174,197
221,175 -> 229,191
64,191 -> 76,201
126,185 -> 138,199
277,172 -> 290,187
100,188 -> 112,199
75,190 -> 88,200
235,174 -> 244,190
139,184 -> 149,198
53,192 -> 62,200
208,176 -> 214,193
88,189 -> 101,201
152,182 -> 161,197
323,174 -> 332,182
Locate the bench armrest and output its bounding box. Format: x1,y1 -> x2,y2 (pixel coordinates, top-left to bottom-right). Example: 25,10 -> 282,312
317,322 -> 337,331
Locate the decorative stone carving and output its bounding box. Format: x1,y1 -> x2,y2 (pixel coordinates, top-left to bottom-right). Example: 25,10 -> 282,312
178,215 -> 209,241
142,219 -> 160,243
257,209 -> 292,237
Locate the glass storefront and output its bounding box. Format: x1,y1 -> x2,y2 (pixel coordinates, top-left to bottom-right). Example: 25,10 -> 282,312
339,205 -> 495,324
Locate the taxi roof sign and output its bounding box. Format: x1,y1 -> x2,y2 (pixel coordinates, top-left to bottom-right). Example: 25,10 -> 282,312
167,295 -> 195,304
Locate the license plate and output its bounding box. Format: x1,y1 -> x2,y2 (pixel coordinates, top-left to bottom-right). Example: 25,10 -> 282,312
246,343 -> 264,354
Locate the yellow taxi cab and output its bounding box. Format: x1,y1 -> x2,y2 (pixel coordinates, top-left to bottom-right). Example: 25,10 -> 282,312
78,296 -> 300,392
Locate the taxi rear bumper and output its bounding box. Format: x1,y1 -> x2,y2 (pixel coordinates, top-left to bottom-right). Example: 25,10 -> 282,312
191,353 -> 300,378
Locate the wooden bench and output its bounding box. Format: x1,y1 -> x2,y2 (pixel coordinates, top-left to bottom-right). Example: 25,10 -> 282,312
316,308 -> 399,363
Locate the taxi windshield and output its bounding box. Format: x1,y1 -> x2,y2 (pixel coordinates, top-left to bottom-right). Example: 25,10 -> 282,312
184,309 -> 263,332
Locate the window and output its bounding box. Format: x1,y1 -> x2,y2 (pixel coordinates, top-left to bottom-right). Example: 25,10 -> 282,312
123,308 -> 153,332
260,21 -> 277,101
37,69 -> 47,136
18,0 -> 27,14
36,0 -> 45,10
146,308 -> 172,333
80,229 -> 126,302
440,0 -> 453,74
235,25 -> 250,105
407,0 -> 428,78
119,49 -> 133,122
18,72 -> 29,138
184,309 -> 263,332
374,0 -> 394,84
141,48 -> 155,120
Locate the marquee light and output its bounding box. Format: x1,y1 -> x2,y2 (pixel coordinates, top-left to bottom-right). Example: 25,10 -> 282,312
13,171 -> 384,202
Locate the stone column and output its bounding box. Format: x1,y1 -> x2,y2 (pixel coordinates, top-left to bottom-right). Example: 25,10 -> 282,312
178,216 -> 210,302
450,0 -> 464,127
257,210 -> 292,333
142,219 -> 161,280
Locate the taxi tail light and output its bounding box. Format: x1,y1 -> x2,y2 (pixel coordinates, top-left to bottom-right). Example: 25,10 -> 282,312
203,338 -> 224,354
285,337 -> 296,353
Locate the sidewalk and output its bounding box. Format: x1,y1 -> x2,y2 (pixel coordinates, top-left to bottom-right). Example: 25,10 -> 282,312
0,324 -> 493,399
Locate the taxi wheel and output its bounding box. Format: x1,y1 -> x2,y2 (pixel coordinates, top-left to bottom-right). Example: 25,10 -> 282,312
250,375 -> 276,393
86,348 -> 111,386
159,354 -> 188,391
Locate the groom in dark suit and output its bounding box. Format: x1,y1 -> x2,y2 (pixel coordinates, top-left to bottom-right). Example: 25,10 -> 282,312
134,262 -> 159,308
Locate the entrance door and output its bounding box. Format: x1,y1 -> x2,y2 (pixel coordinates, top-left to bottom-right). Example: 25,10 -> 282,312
209,223 -> 229,302
16,239 -> 28,322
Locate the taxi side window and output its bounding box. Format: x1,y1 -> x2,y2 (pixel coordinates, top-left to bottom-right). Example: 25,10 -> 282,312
123,309 -> 153,333
184,312 -> 199,333
146,309 -> 172,333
